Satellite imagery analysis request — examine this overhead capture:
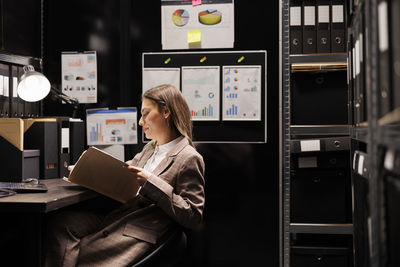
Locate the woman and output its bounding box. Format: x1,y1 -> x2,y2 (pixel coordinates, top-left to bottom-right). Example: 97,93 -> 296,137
45,84 -> 205,267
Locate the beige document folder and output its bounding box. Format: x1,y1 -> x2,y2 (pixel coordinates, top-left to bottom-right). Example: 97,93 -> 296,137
68,147 -> 140,203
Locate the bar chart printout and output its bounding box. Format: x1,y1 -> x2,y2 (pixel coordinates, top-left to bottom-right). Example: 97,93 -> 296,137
222,65 -> 262,121
86,108 -> 138,145
182,66 -> 220,121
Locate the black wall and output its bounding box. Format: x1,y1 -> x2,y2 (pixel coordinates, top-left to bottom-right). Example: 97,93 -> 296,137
43,1 -> 279,266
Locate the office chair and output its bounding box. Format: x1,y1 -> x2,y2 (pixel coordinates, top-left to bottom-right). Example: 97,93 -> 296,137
131,228 -> 187,267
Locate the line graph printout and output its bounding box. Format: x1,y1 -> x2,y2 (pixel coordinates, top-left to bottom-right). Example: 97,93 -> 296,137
142,68 -> 180,92
182,66 -> 220,121
222,65 -> 262,121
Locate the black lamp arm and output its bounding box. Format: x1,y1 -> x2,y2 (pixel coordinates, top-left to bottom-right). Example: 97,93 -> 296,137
50,86 -> 79,105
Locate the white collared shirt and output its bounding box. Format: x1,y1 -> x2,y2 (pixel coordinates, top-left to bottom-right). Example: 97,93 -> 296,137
143,136 -> 183,173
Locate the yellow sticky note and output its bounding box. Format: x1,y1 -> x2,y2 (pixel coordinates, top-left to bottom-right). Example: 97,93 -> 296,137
187,30 -> 201,45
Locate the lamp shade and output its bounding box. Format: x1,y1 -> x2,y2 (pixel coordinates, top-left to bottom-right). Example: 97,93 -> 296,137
17,65 -> 51,102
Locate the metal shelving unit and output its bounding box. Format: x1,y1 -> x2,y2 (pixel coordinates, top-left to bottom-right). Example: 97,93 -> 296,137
281,1 -> 353,266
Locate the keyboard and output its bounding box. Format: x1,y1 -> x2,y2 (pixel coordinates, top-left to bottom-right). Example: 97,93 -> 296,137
0,182 -> 48,193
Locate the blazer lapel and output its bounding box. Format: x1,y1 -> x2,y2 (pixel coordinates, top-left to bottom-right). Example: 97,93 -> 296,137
152,136 -> 189,176
137,141 -> 156,168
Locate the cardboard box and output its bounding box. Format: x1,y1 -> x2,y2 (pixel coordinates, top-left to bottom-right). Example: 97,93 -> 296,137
68,147 -> 140,203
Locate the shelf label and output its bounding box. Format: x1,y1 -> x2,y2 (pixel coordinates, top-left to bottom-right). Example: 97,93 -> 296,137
300,140 -> 320,152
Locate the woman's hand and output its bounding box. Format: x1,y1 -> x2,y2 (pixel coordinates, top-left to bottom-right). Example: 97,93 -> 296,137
127,166 -> 151,186
68,165 -> 75,172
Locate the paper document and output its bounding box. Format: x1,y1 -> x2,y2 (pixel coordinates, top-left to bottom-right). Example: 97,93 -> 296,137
61,51 -> 98,103
68,147 -> 140,203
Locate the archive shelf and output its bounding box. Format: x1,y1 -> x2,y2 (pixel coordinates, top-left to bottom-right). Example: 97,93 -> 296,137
290,223 -> 353,235
290,53 -> 347,72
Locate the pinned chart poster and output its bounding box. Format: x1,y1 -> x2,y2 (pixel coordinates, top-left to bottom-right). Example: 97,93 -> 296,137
161,0 -> 234,49
222,65 -> 262,121
142,68 -> 180,92
61,51 -> 97,103
182,66 -> 220,121
86,108 -> 137,146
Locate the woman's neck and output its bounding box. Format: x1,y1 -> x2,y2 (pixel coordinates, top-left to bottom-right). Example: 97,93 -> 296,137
156,129 -> 180,145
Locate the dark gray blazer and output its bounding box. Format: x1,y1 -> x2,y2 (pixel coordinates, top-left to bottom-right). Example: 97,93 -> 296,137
126,136 -> 206,241
76,136 -> 205,266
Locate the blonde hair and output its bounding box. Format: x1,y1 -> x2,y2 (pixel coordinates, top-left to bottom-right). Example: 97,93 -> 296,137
142,84 -> 194,146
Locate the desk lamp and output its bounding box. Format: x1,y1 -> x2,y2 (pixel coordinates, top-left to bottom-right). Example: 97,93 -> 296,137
17,65 -> 51,102
17,65 -> 79,117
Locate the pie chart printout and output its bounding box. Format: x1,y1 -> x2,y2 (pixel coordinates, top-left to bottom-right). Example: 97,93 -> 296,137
198,9 -> 222,25
172,9 -> 190,27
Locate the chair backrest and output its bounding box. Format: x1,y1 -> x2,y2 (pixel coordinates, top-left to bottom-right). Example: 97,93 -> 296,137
132,228 -> 187,267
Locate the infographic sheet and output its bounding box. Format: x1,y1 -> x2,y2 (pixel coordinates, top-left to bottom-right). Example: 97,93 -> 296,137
142,68 -> 180,92
61,51 -> 97,103
222,65 -> 262,121
182,66 -> 220,121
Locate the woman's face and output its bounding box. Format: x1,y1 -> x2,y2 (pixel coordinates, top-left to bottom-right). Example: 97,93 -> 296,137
139,98 -> 169,142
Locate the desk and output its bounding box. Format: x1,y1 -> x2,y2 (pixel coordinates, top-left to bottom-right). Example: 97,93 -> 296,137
0,179 -> 99,267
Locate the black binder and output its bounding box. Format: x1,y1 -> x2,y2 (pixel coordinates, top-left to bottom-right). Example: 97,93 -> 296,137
317,0 -> 331,53
347,31 -> 355,125
0,63 -> 10,117
290,0 -> 303,54
56,117 -> 70,178
331,0 -> 346,52
391,0 -> 400,110
302,0 -> 317,54
24,121 -> 59,179
69,120 -> 86,165
10,66 -> 24,117
378,0 -> 391,117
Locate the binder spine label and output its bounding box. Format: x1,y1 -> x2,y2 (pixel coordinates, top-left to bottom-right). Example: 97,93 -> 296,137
318,6 -> 330,23
304,6 -> 316,25
290,7 -> 302,26
378,1 -> 389,52
332,5 -> 344,23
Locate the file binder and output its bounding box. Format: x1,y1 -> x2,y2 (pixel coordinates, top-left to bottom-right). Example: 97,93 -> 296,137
377,0 -> 391,117
0,63 -> 10,117
359,12 -> 367,123
0,73 -> 4,117
347,30 -> 355,124
290,0 -> 303,54
391,0 -> 400,110
69,119 -> 86,165
302,0 -> 317,54
331,0 -> 346,52
24,120 -> 59,179
56,117 -> 70,178
354,20 -> 361,124
317,0 -> 331,53
10,66 -> 23,117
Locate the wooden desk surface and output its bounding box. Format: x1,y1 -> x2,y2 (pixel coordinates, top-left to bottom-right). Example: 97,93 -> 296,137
0,178 -> 99,213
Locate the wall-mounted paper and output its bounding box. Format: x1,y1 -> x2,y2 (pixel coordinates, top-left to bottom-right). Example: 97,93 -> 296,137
142,68 -> 180,92
61,51 -> 97,103
182,66 -> 220,121
161,0 -> 234,50
222,65 -> 261,121
86,107 -> 137,146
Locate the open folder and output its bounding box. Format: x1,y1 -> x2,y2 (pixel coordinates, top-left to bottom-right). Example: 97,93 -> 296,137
68,147 -> 140,203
